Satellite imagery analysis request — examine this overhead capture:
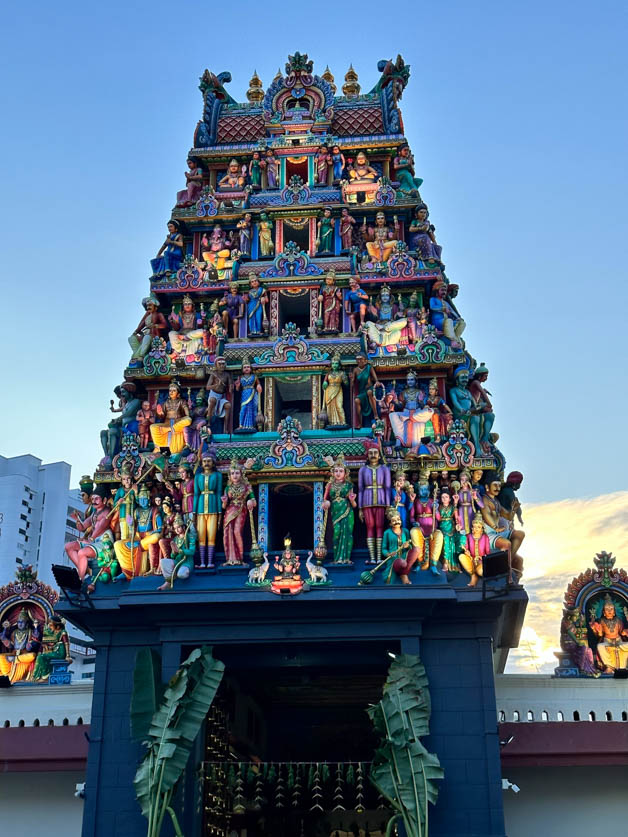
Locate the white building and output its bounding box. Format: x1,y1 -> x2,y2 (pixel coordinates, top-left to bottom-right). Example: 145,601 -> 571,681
0,454 -> 84,589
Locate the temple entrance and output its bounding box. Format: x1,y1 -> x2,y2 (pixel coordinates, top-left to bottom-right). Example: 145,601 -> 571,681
281,219 -> 310,255
278,288 -> 311,332
285,155 -> 309,185
269,482 -> 313,550
274,378 -> 312,429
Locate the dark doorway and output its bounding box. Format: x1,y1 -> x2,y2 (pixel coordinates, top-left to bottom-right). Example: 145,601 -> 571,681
285,155 -> 309,185
269,482 -> 313,550
275,378 -> 312,429
281,219 -> 310,255
278,289 -> 311,333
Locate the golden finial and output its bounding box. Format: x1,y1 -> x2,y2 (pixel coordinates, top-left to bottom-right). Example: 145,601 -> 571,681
273,67 -> 283,83
322,65 -> 336,95
342,64 -> 360,97
247,70 -> 264,104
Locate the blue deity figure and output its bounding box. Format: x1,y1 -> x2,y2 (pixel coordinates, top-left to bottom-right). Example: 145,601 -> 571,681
245,277 -> 268,335
236,360 -> 262,430
150,221 -> 183,276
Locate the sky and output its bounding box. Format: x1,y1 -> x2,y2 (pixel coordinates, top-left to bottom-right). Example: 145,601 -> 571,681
0,1 -> 626,670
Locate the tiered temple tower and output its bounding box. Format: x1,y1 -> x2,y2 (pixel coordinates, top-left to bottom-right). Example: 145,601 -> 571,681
60,53 -> 527,837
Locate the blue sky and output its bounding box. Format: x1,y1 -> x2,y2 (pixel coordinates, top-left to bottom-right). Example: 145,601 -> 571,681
1,0 -> 627,504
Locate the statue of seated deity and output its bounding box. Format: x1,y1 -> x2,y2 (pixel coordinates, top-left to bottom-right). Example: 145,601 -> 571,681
388,371 -> 434,450
0,607 -> 43,683
168,294 -> 206,358
218,159 -> 246,191
590,594 -> 628,673
150,381 -> 192,455
342,151 -> 380,205
201,226 -> 234,274
362,213 -> 400,263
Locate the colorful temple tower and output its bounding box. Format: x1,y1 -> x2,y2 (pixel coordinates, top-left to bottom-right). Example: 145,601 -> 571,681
59,53 -> 527,837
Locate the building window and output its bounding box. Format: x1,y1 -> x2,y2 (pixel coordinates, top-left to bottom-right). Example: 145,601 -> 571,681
20,514 -> 27,522
18,528 -> 26,536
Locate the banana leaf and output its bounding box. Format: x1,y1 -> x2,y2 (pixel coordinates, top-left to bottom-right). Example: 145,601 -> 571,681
130,648 -> 164,742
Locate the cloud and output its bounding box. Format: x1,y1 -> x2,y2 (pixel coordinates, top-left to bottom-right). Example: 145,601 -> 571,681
505,491 -> 628,673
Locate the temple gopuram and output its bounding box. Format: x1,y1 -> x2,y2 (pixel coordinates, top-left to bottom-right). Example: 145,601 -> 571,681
56,53 -> 528,837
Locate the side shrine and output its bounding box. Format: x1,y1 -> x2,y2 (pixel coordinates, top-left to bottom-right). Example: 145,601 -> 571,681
56,54 -> 528,837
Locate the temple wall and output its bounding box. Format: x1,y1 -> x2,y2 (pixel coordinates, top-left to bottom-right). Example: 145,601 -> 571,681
0,771 -> 85,835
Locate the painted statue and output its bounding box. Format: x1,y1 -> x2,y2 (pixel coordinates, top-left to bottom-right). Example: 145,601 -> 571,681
498,471 -> 524,526
0,608 -> 43,683
176,158 -> 203,207
158,514 -> 196,590
235,359 -> 263,430
150,381 -> 192,455
352,353 -> 378,429
129,295 -> 167,364
316,207 -> 335,254
157,496 -> 176,562
392,471 -> 411,529
362,213 -> 400,263
183,391 -> 207,451
219,282 -> 245,338
265,149 -> 279,188
358,442 -> 392,563
393,144 -> 423,197
318,269 -> 342,332
331,145 -> 346,182
194,450 -> 223,568
322,456 -> 357,565
438,490 -> 464,572
449,369 -> 484,452
245,276 -> 268,335
345,277 -> 369,332
236,212 -> 253,259
480,478 -> 525,576
454,469 -> 483,535
221,460 -> 256,565
562,609 -> 597,676
258,212 -> 274,258
408,204 -> 442,262
151,220 -> 183,276
429,280 -> 465,349
322,354 -> 348,427
382,508 -> 418,585
112,467 -> 137,540
201,225 -> 233,273
589,594 -> 628,673
65,486 -> 115,581
205,356 -> 233,428
114,485 -> 163,578
315,145 -> 331,185
389,371 -> 434,449
339,207 -> 356,251
178,463 -> 195,523
468,363 -> 495,452
168,294 -> 206,358
101,382 -> 141,461
136,401 -> 155,450
459,514 -> 491,587
88,533 -> 120,587
373,285 -> 402,325
410,482 -> 443,575
248,151 -> 262,188
426,377 -> 452,441
32,615 -> 71,681
218,158 -> 246,190
348,151 -> 378,183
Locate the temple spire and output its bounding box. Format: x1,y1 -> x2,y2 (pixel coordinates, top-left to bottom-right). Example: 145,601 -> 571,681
342,64 -> 360,97
247,70 -> 264,104
322,65 -> 336,95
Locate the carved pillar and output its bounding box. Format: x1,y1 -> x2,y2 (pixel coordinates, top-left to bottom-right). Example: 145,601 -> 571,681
382,158 -> 390,179
308,217 -> 317,257
311,374 -> 321,429
264,375 -> 275,428
269,289 -> 279,336
313,482 -> 324,547
280,157 -> 286,189
309,288 -> 319,333
307,155 -> 315,186
276,220 -> 284,253
257,483 -> 269,551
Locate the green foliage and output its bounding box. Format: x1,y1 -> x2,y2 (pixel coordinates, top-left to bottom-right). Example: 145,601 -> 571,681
132,646 -> 225,837
130,649 -> 164,743
367,654 -> 444,837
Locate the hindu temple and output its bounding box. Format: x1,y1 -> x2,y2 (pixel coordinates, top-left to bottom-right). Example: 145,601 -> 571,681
54,52 -> 530,837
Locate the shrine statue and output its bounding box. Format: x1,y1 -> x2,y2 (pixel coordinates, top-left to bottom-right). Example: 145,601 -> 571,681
114,485 -> 163,579
65,485 -> 115,581
88,533 -> 121,588
480,478 -> 525,576
111,467 -> 137,540
468,363 -> 495,452
392,471 -> 411,529
498,471 -> 524,526
438,489 -> 464,572
0,608 -> 43,683
248,152 -> 263,188
183,391 -> 207,451
409,482 -> 443,575
382,508 -> 418,584
358,442 -> 391,564
32,615 -> 71,681
362,213 -> 400,263
429,280 -> 465,349
562,609 -> 597,676
176,158 -> 203,207
315,145 -> 332,185
194,450 -> 223,568
201,225 -> 233,272
265,149 -> 279,188
270,535 -> 304,595
150,381 -> 192,455
316,207 -> 335,254
349,151 -> 378,183
322,455 -> 357,565
236,359 -> 263,431
101,382 -> 141,461
219,282 -> 245,338
322,354 -> 348,427
408,204 -> 442,262
168,294 -> 206,358
128,295 -> 167,364
221,460 -> 256,565
393,144 -> 423,197
258,212 -> 274,257
158,514 -> 196,590
345,277 -> 369,332
389,371 -> 434,450
454,469 -> 483,535
351,353 -> 378,429
339,207 -> 356,250
590,594 -> 628,673
458,514 -> 491,587
206,356 -> 233,427
318,270 -> 342,333
151,220 -> 183,276
136,400 -> 155,450
236,213 -> 253,259
449,368 -> 484,452
331,145 -> 346,182
218,158 -> 246,190
426,377 -> 452,441
246,276 -> 268,335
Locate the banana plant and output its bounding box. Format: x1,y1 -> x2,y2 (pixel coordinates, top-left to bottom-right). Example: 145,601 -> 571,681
131,646 -> 225,837
367,654 -> 444,837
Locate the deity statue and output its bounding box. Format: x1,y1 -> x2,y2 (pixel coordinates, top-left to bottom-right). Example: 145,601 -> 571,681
218,158 -> 246,191
178,463 -> 195,523
101,382 -> 142,461
270,535 -> 304,595
206,356 -> 233,428
32,615 -> 71,681
168,294 -> 206,358
322,456 -> 357,564
157,496 -> 177,562
345,277 -> 369,332
322,354 -> 348,427
183,390 -> 208,451
246,276 -> 268,335
358,442 -> 392,563
480,478 -> 525,576
382,508 -> 418,585
392,471 -> 411,529
408,204 -> 442,262
87,533 -> 120,588
65,485 -> 115,581
235,358 -> 263,431
362,213 -> 400,263
248,151 -> 263,189
426,377 -> 452,441
372,285 -> 403,325
194,450 -> 223,569
114,485 -> 163,578
316,207 -> 335,254
111,467 -> 137,541
221,460 -> 256,565
458,514 -> 491,587
393,144 -> 423,197
400,293 -> 422,345
158,514 -> 196,590
409,482 -> 443,575
315,145 -> 332,186
352,354 -> 378,429
201,225 -> 233,273
264,149 -> 279,188
176,158 -> 204,207
257,212 -> 274,258
454,469 -> 483,535
498,471 -> 524,526
317,270 -> 342,333
449,369 -> 484,452
128,295 -> 167,365
151,220 -> 183,277
438,490 -> 464,572
348,151 -> 378,183
0,608 -> 43,683
429,280 -> 465,349
389,371 -> 434,450
468,363 -> 495,452
339,207 -> 356,251
331,145 -> 346,182
150,381 -> 192,455
562,609 -> 597,676
236,213 -> 253,259
589,594 -> 628,673
136,400 -> 155,450
219,282 -> 245,338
